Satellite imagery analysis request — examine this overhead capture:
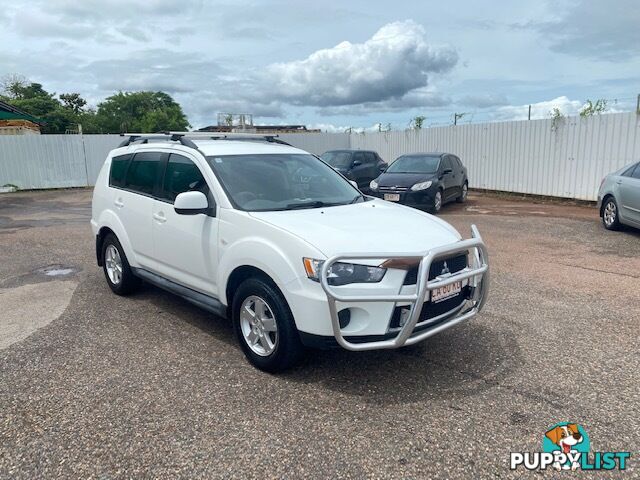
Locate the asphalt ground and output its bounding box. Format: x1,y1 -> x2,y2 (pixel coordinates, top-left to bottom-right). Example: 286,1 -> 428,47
0,189 -> 638,479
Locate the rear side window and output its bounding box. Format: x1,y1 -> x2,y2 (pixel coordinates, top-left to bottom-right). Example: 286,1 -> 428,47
109,154 -> 131,187
160,154 -> 209,202
124,151 -> 163,195
452,156 -> 463,168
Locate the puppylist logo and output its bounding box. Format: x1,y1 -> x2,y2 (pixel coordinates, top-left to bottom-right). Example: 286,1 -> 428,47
510,423 -> 630,471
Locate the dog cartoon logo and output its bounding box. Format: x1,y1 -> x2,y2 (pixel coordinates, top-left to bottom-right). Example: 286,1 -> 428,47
543,423 -> 588,470
511,423 -> 629,471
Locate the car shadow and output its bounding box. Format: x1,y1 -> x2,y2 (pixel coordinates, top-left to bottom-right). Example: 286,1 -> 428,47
282,319 -> 522,406
136,282 -> 522,407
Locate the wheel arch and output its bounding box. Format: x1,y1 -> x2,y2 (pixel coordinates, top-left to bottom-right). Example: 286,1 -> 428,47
600,193 -> 615,216
93,211 -> 136,268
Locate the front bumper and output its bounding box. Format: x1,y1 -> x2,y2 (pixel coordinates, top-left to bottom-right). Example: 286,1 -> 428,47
370,188 -> 436,209
317,225 -> 489,351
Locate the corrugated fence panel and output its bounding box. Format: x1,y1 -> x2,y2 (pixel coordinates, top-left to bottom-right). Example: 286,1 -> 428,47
0,114 -> 639,198
279,132 -> 349,155
0,134 -> 87,189
82,135 -> 124,185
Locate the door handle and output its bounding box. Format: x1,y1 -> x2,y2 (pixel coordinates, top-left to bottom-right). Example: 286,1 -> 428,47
615,180 -> 622,185
114,198 -> 124,208
153,212 -> 166,223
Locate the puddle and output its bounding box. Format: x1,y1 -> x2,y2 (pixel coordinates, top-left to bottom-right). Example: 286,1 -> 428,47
36,265 -> 77,277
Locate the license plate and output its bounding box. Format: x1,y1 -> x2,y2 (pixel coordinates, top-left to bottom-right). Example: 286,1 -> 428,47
430,281 -> 462,303
384,193 -> 400,201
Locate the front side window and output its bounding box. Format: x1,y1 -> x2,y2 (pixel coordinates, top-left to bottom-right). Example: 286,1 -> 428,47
160,153 -> 209,202
386,155 -> 441,174
124,151 -> 163,195
109,154 -> 131,187
631,164 -> 640,179
206,153 -> 362,211
320,151 -> 353,169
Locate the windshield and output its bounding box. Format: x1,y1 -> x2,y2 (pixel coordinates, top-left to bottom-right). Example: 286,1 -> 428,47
386,155 -> 440,174
206,153 -> 362,211
320,151 -> 353,169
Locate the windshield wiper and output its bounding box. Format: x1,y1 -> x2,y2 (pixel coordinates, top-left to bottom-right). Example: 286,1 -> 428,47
284,201 -> 328,210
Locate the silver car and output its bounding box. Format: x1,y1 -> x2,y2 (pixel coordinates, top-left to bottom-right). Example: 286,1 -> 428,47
597,161 -> 640,230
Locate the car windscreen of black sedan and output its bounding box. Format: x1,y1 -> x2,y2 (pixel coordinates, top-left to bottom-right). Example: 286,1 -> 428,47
370,153 -> 468,213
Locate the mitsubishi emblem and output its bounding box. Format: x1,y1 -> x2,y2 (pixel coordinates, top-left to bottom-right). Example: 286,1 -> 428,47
441,261 -> 450,276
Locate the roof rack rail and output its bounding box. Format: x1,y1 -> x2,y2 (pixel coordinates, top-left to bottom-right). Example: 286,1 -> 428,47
117,131 -> 291,148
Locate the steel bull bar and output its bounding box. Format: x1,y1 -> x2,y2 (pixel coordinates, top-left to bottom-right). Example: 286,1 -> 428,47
319,225 -> 489,351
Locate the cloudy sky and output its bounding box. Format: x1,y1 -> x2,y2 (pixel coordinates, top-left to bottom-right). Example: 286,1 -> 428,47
1,0 -> 638,130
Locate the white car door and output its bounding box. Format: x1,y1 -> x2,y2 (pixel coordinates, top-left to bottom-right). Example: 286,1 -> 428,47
152,152 -> 219,296
113,151 -> 163,268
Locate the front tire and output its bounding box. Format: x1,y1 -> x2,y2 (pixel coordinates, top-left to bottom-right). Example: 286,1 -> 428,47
101,233 -> 140,295
602,197 -> 621,230
431,189 -> 443,214
232,277 -> 304,373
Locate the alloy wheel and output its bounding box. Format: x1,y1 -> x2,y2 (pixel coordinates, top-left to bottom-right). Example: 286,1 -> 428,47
240,295 -> 278,356
105,244 -> 123,285
603,201 -> 617,226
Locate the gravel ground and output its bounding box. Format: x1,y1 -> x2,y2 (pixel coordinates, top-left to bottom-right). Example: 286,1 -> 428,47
0,189 -> 638,479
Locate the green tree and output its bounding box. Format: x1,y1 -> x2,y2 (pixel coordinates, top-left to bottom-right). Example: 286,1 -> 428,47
94,91 -> 190,133
59,93 -> 87,114
409,115 -> 426,130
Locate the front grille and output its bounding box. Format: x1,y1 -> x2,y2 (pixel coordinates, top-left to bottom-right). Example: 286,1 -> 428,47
379,186 -> 409,192
389,286 -> 470,328
402,253 -> 467,285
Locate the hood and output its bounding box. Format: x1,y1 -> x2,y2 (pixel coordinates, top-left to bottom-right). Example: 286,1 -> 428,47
249,199 -> 461,258
377,172 -> 437,188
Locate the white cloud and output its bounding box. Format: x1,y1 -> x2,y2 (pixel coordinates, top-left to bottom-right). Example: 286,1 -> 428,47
261,20 -> 457,107
493,96 -> 583,121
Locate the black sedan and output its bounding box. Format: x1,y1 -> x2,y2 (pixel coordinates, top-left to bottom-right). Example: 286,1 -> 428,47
320,150 -> 387,192
370,153 -> 468,213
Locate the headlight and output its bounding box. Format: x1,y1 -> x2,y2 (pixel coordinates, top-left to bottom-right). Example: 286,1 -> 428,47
369,179 -> 378,190
303,258 -> 386,286
411,180 -> 432,191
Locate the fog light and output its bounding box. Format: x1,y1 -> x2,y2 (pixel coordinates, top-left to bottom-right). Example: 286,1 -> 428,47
338,309 -> 351,328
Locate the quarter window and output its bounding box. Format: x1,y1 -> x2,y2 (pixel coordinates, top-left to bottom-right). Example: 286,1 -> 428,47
109,154 -> 131,187
123,151 -> 163,195
161,154 -> 209,202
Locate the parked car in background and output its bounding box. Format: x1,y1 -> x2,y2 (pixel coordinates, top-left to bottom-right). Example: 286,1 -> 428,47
92,133 -> 489,372
320,149 -> 386,191
598,161 -> 640,230
369,153 -> 468,213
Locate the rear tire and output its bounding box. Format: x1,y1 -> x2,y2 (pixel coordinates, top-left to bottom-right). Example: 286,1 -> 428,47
456,182 -> 468,203
602,196 -> 621,230
232,277 -> 305,373
101,233 -> 140,295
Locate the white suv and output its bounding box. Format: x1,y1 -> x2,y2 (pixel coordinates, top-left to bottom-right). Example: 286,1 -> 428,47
91,132 -> 489,372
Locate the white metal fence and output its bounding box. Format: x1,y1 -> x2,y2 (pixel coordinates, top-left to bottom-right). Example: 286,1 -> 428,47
0,113 -> 638,200
0,133 -> 349,190
351,112 -> 640,201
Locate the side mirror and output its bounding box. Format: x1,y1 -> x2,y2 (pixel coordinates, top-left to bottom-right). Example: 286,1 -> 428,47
349,180 -> 359,189
174,191 -> 208,215
379,164 -> 387,173
443,168 -> 453,175
352,160 -> 362,167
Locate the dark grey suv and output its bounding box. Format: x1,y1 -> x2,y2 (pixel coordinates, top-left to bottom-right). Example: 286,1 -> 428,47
320,150 -> 387,191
